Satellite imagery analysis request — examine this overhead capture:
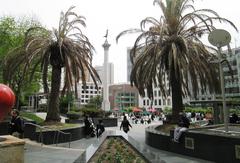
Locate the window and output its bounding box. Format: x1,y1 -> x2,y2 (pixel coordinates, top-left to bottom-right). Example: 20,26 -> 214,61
167,99 -> 171,105
143,100 -> 146,105
163,99 -> 166,105
154,91 -> 157,96
159,99 -> 161,105
155,99 -> 157,105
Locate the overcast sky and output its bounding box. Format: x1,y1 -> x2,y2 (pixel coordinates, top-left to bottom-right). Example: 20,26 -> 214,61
1,0 -> 240,83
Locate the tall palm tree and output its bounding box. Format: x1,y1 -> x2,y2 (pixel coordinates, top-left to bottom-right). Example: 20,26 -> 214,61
117,0 -> 237,122
3,6 -> 100,122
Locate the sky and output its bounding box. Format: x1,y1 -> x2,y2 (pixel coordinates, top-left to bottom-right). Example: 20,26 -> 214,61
1,0 -> 240,83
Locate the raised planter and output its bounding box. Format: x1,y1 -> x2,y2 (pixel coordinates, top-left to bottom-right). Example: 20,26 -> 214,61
92,118 -> 118,127
65,117 -> 118,127
88,136 -> 151,163
34,126 -> 85,145
146,124 -> 240,163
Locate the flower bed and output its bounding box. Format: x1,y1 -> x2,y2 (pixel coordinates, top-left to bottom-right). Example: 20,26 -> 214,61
88,136 -> 149,163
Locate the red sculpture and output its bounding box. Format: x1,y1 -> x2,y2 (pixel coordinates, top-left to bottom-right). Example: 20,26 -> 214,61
0,84 -> 15,121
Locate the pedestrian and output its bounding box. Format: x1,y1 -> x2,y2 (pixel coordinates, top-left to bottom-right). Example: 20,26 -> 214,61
9,109 -> 24,138
96,119 -> 105,138
173,112 -> 190,143
84,115 -> 91,137
120,116 -> 132,133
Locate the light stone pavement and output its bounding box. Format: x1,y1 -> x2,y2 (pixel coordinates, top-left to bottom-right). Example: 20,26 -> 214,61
24,116 -> 214,163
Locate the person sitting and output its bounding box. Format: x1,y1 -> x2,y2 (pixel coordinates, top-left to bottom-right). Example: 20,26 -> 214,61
173,112 -> 190,143
96,119 -> 105,138
230,113 -> 239,124
9,109 -> 24,138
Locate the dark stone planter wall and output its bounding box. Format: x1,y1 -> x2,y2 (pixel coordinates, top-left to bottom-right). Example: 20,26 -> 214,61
92,118 -> 118,127
0,119 -> 36,137
34,126 -> 86,145
0,121 -> 10,135
146,125 -> 240,163
65,117 -> 118,127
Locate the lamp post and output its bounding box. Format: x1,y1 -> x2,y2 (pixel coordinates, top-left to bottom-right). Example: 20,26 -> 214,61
208,29 -> 231,132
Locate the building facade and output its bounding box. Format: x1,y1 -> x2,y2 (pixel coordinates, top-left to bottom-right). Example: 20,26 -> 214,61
189,47 -> 240,102
109,84 -> 139,110
94,63 -> 114,84
127,48 -> 132,83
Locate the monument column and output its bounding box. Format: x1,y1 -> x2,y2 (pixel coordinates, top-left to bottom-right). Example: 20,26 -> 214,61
102,31 -> 110,111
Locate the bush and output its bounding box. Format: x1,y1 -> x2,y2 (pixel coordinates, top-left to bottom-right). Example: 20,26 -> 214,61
80,108 -> 103,117
184,107 -> 212,114
66,111 -> 80,120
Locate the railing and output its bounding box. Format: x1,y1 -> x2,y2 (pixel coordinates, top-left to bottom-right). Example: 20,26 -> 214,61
24,122 -> 72,148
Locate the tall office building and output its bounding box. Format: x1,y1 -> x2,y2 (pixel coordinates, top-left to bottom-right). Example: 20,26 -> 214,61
189,47 -> 240,102
127,48 -> 132,83
94,63 -> 114,84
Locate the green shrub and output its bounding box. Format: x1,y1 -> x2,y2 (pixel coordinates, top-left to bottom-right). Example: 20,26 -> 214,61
70,105 -> 81,112
184,107 -> 212,114
80,108 -> 103,117
66,111 -> 80,120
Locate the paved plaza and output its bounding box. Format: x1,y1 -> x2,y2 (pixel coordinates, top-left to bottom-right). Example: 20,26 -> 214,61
24,119 -> 213,163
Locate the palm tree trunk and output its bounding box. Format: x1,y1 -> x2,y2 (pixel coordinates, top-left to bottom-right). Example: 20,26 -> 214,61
45,65 -> 61,122
170,67 -> 183,123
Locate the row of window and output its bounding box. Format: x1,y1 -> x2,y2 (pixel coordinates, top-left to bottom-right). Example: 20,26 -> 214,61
81,90 -> 101,94
81,85 -> 102,90
143,98 -> 171,106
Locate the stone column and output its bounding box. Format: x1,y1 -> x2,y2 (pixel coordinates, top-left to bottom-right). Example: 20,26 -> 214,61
102,39 -> 111,111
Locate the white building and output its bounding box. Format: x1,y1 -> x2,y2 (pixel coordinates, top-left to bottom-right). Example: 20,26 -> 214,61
76,82 -> 102,106
127,48 -> 132,83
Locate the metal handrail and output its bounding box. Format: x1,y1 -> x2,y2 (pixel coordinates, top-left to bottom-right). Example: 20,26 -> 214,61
24,122 -> 72,148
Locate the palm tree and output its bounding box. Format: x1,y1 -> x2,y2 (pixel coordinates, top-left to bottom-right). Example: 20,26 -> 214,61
3,6 -> 100,122
117,0 -> 237,122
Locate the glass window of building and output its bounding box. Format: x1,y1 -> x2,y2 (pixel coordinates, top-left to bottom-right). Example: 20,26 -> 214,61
143,100 -> 146,105
159,99 -> 161,105
167,99 -> 171,105
155,99 -> 157,105
163,99 -> 166,105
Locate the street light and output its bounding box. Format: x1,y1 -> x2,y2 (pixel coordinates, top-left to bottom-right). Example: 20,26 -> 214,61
208,29 -> 231,132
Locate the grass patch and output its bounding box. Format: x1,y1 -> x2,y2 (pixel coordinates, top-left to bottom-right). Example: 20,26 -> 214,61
20,111 -> 80,131
20,111 -> 44,124
37,122 -> 80,131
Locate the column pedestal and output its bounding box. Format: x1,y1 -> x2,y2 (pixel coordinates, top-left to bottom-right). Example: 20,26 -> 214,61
0,135 -> 25,163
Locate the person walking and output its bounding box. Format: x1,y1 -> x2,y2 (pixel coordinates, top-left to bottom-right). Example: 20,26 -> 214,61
120,116 -> 132,133
96,119 -> 105,138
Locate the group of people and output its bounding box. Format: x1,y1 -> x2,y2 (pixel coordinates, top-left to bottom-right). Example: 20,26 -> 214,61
84,116 -> 105,138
